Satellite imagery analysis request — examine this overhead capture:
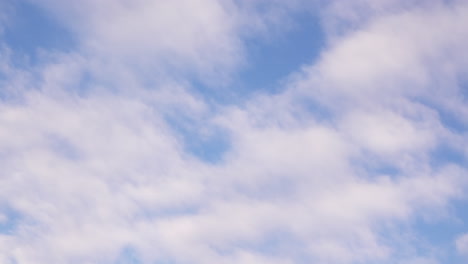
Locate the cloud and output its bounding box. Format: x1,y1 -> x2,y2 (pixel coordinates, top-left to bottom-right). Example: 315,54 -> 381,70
0,0 -> 467,263
456,233 -> 468,256
297,1 -> 468,106
26,0 -> 309,84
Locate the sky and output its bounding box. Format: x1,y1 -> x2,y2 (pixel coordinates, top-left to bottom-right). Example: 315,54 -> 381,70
0,0 -> 468,263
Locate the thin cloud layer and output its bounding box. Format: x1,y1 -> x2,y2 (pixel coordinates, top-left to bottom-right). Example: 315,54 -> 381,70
0,0 -> 467,264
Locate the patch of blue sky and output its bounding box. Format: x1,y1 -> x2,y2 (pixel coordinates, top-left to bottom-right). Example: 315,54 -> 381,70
411,96 -> 468,170
0,206 -> 21,235
427,75 -> 468,133
297,95 -> 333,122
183,130 -> 229,163
115,246 -> 141,264
457,76 -> 468,127
409,199 -> 468,264
192,10 -> 324,106
425,102 -> 468,170
439,109 -> 468,133
165,113 -> 230,164
430,143 -> 467,170
447,199 -> 468,263
1,0 -> 75,66
349,151 -> 402,180
234,11 -> 324,97
368,164 -> 401,178
432,95 -> 468,133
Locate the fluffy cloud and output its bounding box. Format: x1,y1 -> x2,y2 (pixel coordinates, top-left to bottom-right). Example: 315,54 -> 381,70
26,0 -> 308,83
0,0 -> 467,263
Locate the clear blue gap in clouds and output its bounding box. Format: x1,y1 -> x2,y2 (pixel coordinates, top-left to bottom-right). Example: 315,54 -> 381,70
412,198 -> 468,264
177,11 -> 324,163
235,11 -> 324,98
2,0 -> 75,65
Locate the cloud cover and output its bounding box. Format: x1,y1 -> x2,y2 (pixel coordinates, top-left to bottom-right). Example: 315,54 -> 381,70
0,0 -> 468,263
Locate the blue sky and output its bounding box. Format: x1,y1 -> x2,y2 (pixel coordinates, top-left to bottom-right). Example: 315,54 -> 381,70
1,0 -> 468,263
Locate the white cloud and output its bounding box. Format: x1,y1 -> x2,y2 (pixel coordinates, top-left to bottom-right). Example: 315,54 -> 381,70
26,0 -> 310,84
340,108 -> 437,157
296,1 -> 468,110
0,0 -> 467,263
456,233 -> 468,256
